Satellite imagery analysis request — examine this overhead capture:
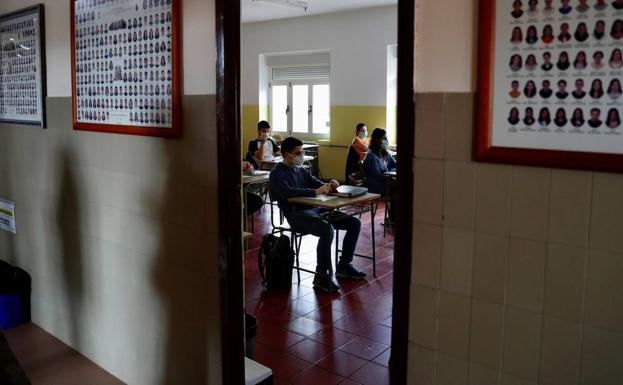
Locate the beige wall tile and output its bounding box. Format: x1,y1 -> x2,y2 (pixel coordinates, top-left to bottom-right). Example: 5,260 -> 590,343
590,172 -> 623,252
443,161 -> 476,230
436,353 -> 468,385
441,228 -> 474,295
584,249 -> 623,333
410,285 -> 439,349
543,243 -> 587,322
580,326 -> 623,385
470,299 -> 504,369
444,93 -> 474,161
472,234 -> 509,304
408,343 -> 436,385
502,307 -> 542,380
414,159 -> 444,225
507,239 -> 547,313
510,167 -> 550,241
415,94 -> 445,159
548,170 -> 591,247
412,223 -> 442,288
539,316 -> 581,385
469,362 -> 500,385
475,163 -> 512,236
437,291 -> 471,359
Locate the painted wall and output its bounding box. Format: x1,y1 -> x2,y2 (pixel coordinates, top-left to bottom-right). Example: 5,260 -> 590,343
0,1 -> 222,384
241,6 -> 397,180
409,0 -> 623,384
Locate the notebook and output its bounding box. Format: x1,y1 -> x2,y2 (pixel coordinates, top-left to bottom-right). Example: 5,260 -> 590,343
330,185 -> 368,198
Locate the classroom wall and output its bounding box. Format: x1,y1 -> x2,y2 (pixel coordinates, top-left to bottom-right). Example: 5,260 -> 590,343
241,6 -> 397,180
409,0 -> 623,384
0,1 -> 222,384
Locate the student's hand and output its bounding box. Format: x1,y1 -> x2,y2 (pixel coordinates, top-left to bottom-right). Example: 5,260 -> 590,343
315,184 -> 331,196
272,134 -> 283,142
329,179 -> 340,191
242,161 -> 254,173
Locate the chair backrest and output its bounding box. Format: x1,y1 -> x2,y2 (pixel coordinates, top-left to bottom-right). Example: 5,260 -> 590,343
345,145 -> 364,186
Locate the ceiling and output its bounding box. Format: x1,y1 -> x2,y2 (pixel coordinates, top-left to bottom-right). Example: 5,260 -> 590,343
241,0 -> 397,23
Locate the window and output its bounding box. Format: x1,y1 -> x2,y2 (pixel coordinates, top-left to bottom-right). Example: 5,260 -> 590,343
269,65 -> 331,137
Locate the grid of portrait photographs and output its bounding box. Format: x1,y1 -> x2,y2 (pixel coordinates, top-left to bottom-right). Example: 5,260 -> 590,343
72,0 -> 176,131
0,5 -> 46,127
492,0 -> 623,155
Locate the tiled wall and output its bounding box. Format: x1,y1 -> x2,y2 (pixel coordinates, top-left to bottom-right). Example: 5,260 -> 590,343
408,92 -> 623,385
0,96 -> 222,384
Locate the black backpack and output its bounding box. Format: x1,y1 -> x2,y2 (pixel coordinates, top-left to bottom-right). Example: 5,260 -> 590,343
258,234 -> 294,289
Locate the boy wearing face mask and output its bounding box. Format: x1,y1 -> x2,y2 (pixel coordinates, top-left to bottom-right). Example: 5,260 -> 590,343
269,137 -> 366,292
248,120 -> 281,162
352,123 -> 369,161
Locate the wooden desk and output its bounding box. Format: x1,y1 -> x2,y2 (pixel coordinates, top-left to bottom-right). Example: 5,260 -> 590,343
288,193 -> 382,277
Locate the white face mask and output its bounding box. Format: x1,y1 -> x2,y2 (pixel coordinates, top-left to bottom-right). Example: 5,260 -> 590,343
292,154 -> 304,166
260,132 -> 269,140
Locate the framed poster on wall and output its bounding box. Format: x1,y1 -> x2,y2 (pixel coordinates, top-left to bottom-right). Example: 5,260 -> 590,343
477,0 -> 623,172
70,0 -> 181,138
0,5 -> 47,127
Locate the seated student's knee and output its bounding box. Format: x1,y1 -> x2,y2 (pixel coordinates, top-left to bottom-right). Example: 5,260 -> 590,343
349,216 -> 361,231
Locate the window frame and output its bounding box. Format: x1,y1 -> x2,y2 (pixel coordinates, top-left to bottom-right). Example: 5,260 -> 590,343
268,78 -> 331,139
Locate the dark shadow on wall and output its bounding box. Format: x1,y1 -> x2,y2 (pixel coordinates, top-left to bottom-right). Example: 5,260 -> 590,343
56,149 -> 84,348
0,126 -> 16,263
152,96 -> 215,385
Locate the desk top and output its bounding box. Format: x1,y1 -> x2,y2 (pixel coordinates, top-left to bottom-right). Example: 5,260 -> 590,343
384,170 -> 397,177
264,155 -> 314,164
242,173 -> 269,185
288,192 -> 381,209
302,144 -> 320,149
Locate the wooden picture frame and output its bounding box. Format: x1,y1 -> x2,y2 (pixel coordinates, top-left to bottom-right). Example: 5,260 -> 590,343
0,4 -> 47,128
70,0 -> 181,138
476,0 -> 623,173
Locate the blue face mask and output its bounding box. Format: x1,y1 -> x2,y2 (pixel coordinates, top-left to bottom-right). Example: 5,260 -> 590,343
381,139 -> 389,150
360,131 -> 368,139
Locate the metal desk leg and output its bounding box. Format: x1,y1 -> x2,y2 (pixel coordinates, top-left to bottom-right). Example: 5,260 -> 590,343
371,200 -> 377,278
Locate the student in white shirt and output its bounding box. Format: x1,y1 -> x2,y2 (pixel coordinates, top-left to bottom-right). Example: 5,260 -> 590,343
247,120 -> 282,163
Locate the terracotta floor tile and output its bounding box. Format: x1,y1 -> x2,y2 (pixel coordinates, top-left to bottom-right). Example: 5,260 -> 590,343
303,307 -> 346,324
284,317 -> 328,337
332,315 -> 376,335
283,299 -> 320,316
371,348 -> 391,367
358,324 -> 392,345
285,338 -> 335,364
339,337 -> 389,361
315,350 -> 368,378
339,379 -> 363,385
348,362 -> 389,385
289,365 -> 345,385
307,328 -> 357,349
256,326 -> 306,350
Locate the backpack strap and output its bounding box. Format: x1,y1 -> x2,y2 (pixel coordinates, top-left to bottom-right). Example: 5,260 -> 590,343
258,235 -> 271,287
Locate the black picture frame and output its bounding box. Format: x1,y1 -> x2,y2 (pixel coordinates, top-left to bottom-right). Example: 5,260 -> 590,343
0,4 -> 47,128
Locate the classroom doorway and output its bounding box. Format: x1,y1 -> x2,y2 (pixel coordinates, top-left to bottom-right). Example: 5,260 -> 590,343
215,0 -> 415,384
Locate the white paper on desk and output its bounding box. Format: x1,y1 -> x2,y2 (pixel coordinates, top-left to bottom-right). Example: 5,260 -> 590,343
0,199 -> 16,234
306,195 -> 338,202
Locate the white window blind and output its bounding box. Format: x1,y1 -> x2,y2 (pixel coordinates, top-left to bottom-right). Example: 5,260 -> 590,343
272,65 -> 331,81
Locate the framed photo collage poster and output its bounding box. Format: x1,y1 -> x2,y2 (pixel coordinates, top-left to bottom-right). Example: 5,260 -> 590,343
477,0 -> 623,172
71,0 -> 181,137
0,5 -> 46,127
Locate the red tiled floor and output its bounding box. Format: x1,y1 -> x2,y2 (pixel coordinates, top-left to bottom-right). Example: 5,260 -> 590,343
285,338 -> 335,363
338,337 -> 389,361
307,327 -> 357,349
348,362 -> 390,385
289,365 -> 345,385
315,350 -> 368,378
245,203 -> 395,382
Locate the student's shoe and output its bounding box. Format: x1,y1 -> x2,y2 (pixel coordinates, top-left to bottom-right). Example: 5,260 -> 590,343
336,264 -> 367,280
313,275 -> 340,292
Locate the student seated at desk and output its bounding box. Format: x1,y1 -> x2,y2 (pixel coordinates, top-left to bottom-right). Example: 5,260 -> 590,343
351,123 -> 369,161
363,128 -> 396,194
269,137 -> 366,292
247,120 -> 282,163
243,161 -> 265,217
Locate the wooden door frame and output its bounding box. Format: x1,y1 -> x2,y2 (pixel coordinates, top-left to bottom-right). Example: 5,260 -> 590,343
214,1 -> 415,383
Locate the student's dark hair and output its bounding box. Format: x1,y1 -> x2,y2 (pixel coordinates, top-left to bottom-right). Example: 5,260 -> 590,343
281,137 -> 303,155
355,123 -> 366,133
257,120 -> 270,130
369,128 -> 388,156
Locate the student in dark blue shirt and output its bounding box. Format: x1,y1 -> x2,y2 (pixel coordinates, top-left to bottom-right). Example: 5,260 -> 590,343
269,137 -> 365,292
362,128 -> 396,195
